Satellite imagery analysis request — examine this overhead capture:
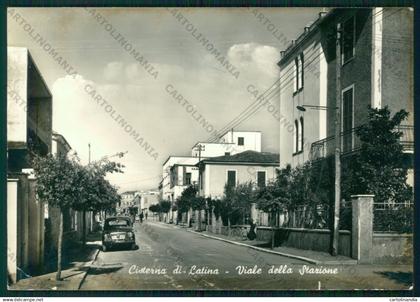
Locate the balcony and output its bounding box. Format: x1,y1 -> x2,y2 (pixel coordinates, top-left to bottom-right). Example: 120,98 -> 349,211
309,125 -> 414,161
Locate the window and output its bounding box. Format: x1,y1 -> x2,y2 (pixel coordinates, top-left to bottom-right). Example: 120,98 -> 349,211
299,117 -> 304,152
293,119 -> 299,154
257,171 -> 266,188
294,53 -> 304,93
238,137 -> 244,146
342,85 -> 354,153
185,172 -> 191,185
342,16 -> 355,64
227,170 -> 236,188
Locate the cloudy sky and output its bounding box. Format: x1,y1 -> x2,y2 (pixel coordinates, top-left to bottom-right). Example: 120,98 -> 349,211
8,7 -> 320,191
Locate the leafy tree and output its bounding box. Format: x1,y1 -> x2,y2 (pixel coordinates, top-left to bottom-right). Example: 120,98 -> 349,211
176,185 -> 197,213
342,106 -> 413,205
176,186 -> 197,225
33,154 -> 81,280
222,181 -> 256,227
72,159 -> 123,244
32,154 -> 123,280
159,200 -> 171,213
191,196 -> 206,231
257,165 -> 292,226
149,204 -> 161,213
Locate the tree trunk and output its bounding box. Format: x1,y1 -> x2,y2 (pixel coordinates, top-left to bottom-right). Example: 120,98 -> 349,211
56,209 -> 63,281
271,211 -> 275,250
198,209 -> 202,231
271,228 -> 275,249
82,210 -> 86,245
228,217 -> 231,237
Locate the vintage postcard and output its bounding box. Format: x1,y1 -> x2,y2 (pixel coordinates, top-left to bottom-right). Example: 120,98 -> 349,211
6,6 -> 414,292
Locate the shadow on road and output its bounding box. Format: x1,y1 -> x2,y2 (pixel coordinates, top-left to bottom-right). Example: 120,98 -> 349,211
43,232 -> 102,275
376,271 -> 413,286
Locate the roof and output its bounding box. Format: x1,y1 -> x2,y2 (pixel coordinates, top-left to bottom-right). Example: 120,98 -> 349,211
52,131 -> 72,150
278,9 -> 336,66
198,150 -> 279,165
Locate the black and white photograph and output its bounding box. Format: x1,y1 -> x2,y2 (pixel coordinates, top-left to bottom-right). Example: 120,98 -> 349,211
5,5 -> 415,294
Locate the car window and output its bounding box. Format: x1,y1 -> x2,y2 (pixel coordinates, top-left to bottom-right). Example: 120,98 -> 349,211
105,218 -> 130,228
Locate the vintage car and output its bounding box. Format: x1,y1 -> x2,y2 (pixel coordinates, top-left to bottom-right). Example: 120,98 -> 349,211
102,216 -> 136,252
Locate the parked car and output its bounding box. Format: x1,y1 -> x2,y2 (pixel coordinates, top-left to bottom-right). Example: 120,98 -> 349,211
102,216 -> 136,252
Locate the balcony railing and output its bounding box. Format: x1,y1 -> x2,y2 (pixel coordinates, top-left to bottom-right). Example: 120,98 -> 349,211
309,125 -> 414,161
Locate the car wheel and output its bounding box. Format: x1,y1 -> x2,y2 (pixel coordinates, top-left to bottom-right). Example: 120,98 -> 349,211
102,244 -> 108,252
131,243 -> 137,250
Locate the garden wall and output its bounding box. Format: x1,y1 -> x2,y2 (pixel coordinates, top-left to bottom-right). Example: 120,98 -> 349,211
372,233 -> 413,264
256,226 -> 352,257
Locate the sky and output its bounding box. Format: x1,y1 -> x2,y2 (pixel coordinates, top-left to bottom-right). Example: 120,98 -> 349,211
8,7 -> 320,192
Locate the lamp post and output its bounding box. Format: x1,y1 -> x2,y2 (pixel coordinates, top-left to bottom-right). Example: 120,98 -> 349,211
297,104 -> 341,256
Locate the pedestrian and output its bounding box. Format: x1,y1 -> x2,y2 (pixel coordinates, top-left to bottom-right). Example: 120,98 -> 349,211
145,212 -> 148,221
140,211 -> 144,223
247,219 -> 257,241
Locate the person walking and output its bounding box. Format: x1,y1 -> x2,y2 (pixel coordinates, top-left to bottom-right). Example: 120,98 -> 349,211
140,211 -> 144,224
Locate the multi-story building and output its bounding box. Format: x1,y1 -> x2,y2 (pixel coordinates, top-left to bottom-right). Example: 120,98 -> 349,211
160,130 -> 264,223
161,130 -> 263,206
278,8 -> 414,186
191,130 -> 262,158
7,47 -> 52,282
139,191 -> 160,218
117,191 -> 140,215
197,150 -> 280,199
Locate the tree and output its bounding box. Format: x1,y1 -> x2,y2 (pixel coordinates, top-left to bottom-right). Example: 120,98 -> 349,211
222,181 -> 257,229
176,186 -> 197,225
191,196 -> 206,231
32,155 -> 123,281
149,204 -> 161,220
32,154 -> 83,281
72,159 -> 123,244
342,106 -> 413,204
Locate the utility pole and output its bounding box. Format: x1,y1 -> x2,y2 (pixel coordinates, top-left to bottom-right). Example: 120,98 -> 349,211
196,143 -> 204,231
83,143 -> 91,245
332,22 -> 342,256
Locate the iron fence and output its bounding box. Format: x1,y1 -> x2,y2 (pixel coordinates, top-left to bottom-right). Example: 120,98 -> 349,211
373,202 -> 413,233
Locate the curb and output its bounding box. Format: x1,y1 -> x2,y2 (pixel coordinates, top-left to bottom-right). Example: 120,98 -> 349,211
77,248 -> 100,290
188,230 -> 319,264
149,222 -> 357,265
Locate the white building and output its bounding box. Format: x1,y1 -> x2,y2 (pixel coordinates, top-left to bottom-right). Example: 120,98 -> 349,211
161,130 -> 263,203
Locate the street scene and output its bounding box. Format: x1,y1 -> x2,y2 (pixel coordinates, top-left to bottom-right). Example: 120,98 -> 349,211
6,7 -> 414,292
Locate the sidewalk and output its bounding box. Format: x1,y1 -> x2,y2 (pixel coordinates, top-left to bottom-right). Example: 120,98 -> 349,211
9,232 -> 101,290
197,230 -> 357,264
158,221 -> 357,265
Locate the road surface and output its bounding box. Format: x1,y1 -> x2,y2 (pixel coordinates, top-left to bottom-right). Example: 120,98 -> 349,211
80,221 -> 412,290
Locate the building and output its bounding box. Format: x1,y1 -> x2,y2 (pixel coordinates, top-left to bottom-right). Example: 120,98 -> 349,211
139,191 -> 160,218
117,191 -> 140,215
191,130 -> 262,158
278,8 -> 414,186
7,47 -> 52,282
161,130 -> 263,201
160,130 -> 264,223
197,150 -> 280,199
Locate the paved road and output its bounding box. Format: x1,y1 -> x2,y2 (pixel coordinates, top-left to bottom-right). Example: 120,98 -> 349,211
80,221 -> 412,290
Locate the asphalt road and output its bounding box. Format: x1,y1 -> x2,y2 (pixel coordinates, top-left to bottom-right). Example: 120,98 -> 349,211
80,221 -> 412,290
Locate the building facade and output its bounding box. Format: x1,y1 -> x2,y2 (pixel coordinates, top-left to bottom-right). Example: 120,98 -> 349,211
198,151 -> 280,199
7,47 -> 52,282
278,8 -> 414,186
